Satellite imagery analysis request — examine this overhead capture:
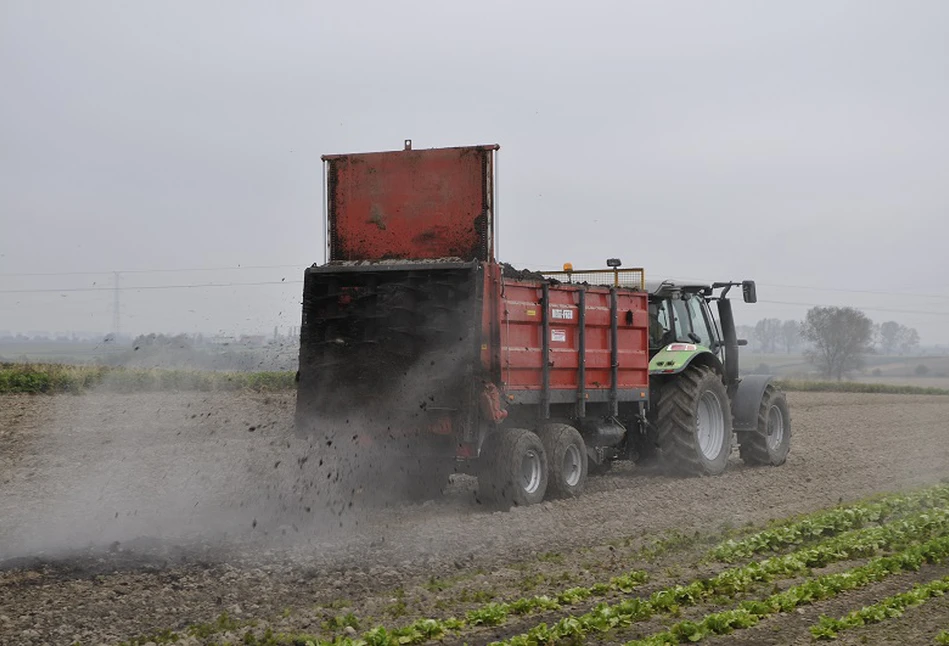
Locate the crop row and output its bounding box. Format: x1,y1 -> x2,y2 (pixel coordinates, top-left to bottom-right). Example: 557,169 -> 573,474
710,483 -> 949,562
809,574 -> 949,640
322,569 -> 648,646
122,570 -> 649,646
333,506 -> 949,646
486,506 -> 949,646
118,488 -> 949,646
624,533 -> 949,645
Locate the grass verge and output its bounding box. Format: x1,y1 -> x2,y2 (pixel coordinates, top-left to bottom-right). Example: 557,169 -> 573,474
775,379 -> 949,396
5,364 -> 949,396
0,363 -> 294,394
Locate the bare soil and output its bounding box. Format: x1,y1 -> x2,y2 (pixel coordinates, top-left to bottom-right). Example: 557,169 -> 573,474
1,391 -> 948,645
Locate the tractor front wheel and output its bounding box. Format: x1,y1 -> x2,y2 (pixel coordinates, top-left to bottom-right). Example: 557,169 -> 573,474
739,384 -> 791,466
655,365 -> 733,476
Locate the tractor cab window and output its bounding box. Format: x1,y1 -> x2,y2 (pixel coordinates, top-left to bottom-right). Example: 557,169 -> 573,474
684,294 -> 715,348
669,298 -> 693,342
649,300 -> 674,349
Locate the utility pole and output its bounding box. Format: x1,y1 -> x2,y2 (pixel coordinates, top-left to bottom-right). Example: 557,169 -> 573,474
112,271 -> 121,339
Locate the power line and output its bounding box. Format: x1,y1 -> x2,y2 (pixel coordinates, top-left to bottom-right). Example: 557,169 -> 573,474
3,282 -> 948,317
757,282 -> 949,300
663,276 -> 949,301
4,263 -> 948,301
757,299 -> 949,317
0,264 -> 307,278
112,272 -> 120,337
0,280 -> 303,294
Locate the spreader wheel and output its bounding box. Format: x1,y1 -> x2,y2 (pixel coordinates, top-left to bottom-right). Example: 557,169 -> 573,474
537,423 -> 588,498
477,428 -> 548,507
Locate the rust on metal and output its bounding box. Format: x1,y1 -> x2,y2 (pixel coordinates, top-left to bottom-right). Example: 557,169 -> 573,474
323,143 -> 500,262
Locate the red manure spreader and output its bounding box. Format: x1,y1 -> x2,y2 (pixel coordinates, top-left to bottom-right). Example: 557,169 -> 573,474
295,141 -> 790,507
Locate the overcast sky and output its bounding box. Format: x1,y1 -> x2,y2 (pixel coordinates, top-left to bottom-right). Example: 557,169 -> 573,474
1,1 -> 947,342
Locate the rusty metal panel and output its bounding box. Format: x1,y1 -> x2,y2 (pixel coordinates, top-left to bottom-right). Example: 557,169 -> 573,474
323,142 -> 499,262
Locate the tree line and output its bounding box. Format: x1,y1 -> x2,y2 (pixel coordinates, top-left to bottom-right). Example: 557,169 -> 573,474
742,308 -> 922,381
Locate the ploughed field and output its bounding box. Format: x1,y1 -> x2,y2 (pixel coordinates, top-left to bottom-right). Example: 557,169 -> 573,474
1,391 -> 948,645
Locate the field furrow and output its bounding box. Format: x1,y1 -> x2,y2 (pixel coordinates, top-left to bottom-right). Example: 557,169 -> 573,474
1,391 -> 948,646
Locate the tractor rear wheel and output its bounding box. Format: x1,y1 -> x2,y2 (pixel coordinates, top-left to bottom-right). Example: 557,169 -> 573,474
537,423 -> 587,498
655,365 -> 733,476
739,384 -> 791,466
477,428 -> 548,508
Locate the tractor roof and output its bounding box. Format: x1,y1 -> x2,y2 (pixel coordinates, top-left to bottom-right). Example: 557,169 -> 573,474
645,279 -> 712,297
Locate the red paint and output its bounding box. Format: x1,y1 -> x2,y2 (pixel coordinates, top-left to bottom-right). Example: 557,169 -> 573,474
482,274 -> 650,394
323,144 -> 498,262
302,143 -> 652,462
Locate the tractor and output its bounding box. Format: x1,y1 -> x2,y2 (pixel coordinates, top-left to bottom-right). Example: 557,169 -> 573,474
572,274 -> 792,478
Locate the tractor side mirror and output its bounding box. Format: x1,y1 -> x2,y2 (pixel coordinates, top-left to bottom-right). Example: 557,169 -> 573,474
737,339 -> 748,347
741,280 -> 757,303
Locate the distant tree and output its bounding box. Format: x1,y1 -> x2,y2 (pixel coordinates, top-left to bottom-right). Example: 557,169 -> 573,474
735,324 -> 757,349
754,318 -> 783,353
780,320 -> 801,354
879,321 -> 900,354
878,321 -> 921,355
801,306 -> 875,381
898,327 -> 920,355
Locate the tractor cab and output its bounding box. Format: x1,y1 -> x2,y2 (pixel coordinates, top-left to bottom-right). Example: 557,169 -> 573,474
646,281 -> 721,358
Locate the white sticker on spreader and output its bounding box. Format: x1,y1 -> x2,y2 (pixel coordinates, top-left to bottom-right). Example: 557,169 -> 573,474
551,308 -> 574,320
551,329 -> 567,342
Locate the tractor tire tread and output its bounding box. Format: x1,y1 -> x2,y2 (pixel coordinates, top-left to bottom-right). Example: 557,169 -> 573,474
739,384 -> 792,466
655,364 -> 732,476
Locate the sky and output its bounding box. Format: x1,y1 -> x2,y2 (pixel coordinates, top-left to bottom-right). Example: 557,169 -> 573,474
1,1 -> 948,342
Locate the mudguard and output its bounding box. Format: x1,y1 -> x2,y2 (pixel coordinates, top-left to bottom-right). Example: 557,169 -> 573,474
731,375 -> 774,432
649,343 -> 724,377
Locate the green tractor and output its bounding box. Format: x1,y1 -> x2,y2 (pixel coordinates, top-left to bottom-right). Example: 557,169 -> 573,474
631,279 -> 791,476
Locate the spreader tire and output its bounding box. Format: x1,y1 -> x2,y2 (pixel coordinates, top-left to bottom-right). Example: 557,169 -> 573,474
739,384 -> 791,466
478,428 -> 548,507
655,365 -> 733,476
537,424 -> 587,498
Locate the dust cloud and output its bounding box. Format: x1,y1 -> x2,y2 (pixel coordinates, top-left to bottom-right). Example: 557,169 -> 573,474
0,341 -> 477,573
